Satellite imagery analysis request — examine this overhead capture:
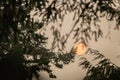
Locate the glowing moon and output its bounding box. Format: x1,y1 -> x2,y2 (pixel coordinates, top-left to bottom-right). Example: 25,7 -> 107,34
73,42 -> 86,56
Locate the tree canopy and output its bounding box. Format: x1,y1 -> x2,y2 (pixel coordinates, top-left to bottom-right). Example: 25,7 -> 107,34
0,0 -> 75,80
80,48 -> 120,80
0,0 -> 120,80
1,0 -> 120,50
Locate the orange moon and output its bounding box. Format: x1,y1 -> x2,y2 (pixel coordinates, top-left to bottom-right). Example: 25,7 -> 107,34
73,42 -> 86,56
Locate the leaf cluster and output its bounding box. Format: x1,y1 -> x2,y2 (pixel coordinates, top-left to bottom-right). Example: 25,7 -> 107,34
0,0 -> 75,80
79,48 -> 120,80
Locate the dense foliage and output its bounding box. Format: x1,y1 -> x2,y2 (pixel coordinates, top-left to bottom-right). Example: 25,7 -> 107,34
0,0 -> 120,80
0,0 -> 75,80
80,48 -> 120,80
1,0 -> 120,51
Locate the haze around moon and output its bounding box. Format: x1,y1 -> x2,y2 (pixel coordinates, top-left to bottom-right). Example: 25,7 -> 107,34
73,42 -> 86,56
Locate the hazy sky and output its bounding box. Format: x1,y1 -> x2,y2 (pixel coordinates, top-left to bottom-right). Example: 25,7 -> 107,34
32,12 -> 120,80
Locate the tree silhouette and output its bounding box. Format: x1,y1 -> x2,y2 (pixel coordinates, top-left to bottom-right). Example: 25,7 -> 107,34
79,48 -> 120,80
0,0 -> 75,80
0,0 -> 120,80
